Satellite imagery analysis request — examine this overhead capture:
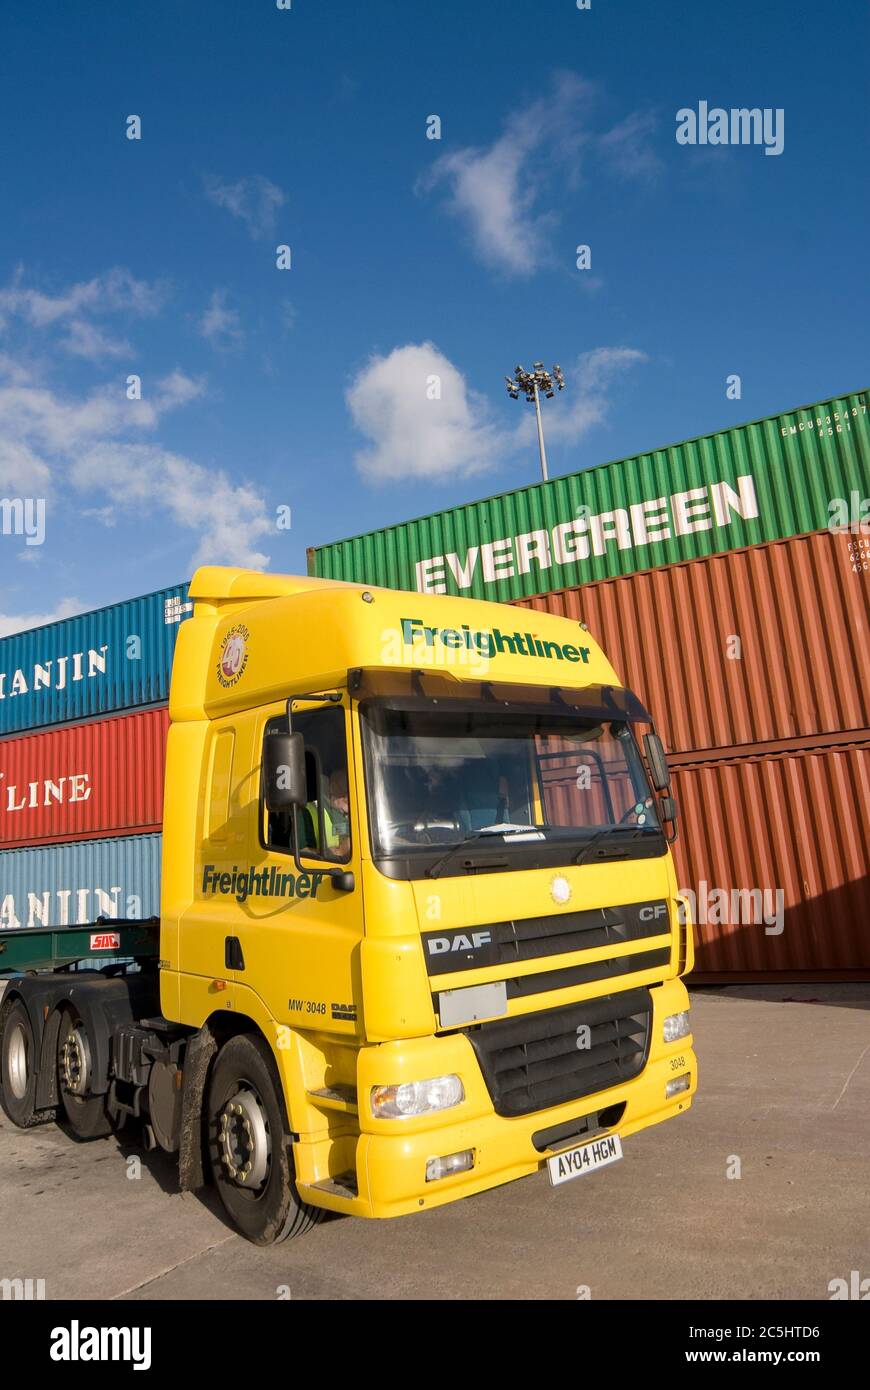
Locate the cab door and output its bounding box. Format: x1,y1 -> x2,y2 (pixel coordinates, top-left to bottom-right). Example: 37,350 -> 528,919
232,698 -> 363,1037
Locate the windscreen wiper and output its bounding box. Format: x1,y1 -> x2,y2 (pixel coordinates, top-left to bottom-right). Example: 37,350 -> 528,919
427,826 -> 536,879
572,826 -> 652,867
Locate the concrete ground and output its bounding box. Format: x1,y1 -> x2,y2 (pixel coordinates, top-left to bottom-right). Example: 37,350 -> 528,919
1,985 -> 868,1301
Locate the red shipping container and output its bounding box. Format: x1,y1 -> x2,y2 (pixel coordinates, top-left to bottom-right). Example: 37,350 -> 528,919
514,530 -> 870,756
0,708 -> 168,848
670,739 -> 870,979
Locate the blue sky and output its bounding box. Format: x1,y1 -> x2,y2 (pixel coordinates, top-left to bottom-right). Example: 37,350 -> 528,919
0,0 -> 867,631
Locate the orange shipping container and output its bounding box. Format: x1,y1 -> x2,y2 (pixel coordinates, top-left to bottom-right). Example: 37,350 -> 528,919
669,740 -> 870,978
515,530 -> 869,756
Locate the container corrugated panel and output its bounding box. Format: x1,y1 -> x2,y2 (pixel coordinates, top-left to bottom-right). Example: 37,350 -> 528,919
516,530 -> 870,755
309,390 -> 870,601
671,742 -> 869,975
0,708 -> 168,848
0,583 -> 192,736
0,833 -> 161,930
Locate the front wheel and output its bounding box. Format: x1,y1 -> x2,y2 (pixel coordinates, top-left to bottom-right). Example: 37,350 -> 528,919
0,998 -> 53,1127
207,1033 -> 323,1244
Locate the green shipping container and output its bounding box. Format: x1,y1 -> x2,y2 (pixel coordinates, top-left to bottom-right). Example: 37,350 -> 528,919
308,390 -> 870,602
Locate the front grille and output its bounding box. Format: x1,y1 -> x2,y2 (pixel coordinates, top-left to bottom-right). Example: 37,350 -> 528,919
421,899 -> 669,975
503,945 -> 669,999
465,986 -> 652,1118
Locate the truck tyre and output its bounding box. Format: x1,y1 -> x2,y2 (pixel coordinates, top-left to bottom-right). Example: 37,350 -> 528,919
56,1007 -> 112,1139
0,998 -> 54,1128
207,1033 -> 323,1244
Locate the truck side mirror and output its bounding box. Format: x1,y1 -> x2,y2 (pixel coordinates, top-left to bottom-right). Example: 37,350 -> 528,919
263,732 -> 307,812
643,731 -> 671,792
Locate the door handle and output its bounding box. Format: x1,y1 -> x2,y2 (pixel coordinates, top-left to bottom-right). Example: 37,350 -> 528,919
225,936 -> 245,971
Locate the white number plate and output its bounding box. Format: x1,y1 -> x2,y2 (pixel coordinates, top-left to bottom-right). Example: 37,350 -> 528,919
547,1133 -> 623,1186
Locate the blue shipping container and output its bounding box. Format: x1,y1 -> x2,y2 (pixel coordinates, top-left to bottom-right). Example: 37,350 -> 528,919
0,833 -> 161,930
0,584 -> 192,736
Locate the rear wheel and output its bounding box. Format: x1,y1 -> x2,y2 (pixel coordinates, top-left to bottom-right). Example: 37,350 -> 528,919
56,1007 -> 111,1139
207,1033 -> 323,1244
0,999 -> 53,1127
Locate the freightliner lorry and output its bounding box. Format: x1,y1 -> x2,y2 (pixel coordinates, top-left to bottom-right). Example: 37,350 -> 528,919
0,567 -> 696,1244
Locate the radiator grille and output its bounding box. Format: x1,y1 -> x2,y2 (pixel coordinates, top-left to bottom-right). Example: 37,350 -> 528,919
466,986 -> 653,1117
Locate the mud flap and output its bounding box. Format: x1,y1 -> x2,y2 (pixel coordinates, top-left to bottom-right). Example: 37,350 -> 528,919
178,1025 -> 219,1192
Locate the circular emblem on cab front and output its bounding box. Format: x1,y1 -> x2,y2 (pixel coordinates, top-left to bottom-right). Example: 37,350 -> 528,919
216,623 -> 250,688
550,875 -> 572,905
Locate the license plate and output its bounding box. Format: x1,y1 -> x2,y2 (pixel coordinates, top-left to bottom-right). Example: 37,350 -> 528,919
547,1133 -> 623,1187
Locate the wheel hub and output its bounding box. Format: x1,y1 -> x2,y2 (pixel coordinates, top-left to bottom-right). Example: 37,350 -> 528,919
218,1087 -> 270,1188
7,1023 -> 29,1101
60,1024 -> 90,1095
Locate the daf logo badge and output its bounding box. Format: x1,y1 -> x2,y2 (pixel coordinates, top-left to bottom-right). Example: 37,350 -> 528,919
550,875 -> 571,905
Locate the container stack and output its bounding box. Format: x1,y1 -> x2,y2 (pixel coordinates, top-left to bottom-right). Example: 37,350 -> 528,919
309,389 -> 870,980
0,586 -> 191,938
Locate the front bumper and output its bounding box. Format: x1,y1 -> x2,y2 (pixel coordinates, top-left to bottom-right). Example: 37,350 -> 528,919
297,978 -> 696,1218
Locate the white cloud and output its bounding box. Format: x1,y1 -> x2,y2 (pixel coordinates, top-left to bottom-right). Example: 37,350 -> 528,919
0,597 -> 82,639
0,267 -> 273,608
599,112 -> 662,182
199,290 -> 244,348
419,73 -> 658,275
0,268 -> 166,362
81,504 -> 117,528
204,174 -> 287,240
0,350 -> 267,569
70,443 -> 273,569
0,370 -> 204,455
0,267 -> 165,330
346,342 -> 504,484
346,341 -> 647,487
62,319 -> 131,361
0,437 -> 52,492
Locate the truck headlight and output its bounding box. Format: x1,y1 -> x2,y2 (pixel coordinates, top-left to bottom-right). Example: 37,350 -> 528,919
371,1075 -> 464,1119
663,1010 -> 690,1043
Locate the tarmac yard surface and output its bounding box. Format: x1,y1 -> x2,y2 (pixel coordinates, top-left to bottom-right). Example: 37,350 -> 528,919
1,985 -> 868,1301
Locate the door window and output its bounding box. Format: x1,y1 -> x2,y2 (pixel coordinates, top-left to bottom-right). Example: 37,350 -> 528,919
263,707 -> 351,862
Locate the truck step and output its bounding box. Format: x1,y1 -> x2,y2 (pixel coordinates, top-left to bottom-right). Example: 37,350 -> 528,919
310,1171 -> 358,1200
307,1084 -> 358,1115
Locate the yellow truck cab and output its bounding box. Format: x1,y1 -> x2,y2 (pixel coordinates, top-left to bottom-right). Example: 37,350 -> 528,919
0,566 -> 696,1244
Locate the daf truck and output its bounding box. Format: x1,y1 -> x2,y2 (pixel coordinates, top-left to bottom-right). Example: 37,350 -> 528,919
0,567 -> 696,1244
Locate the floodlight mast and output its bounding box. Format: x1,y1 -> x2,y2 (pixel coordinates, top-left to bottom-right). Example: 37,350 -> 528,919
505,361 -> 565,482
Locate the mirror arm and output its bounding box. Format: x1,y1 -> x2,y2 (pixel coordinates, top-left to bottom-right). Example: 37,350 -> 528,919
286,690 -> 342,732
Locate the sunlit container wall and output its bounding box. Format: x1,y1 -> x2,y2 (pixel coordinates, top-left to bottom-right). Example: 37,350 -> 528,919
669,742 -> 869,979
0,833 -> 162,931
0,708 -> 169,848
514,532 -> 870,978
516,530 -> 869,755
0,583 -> 191,737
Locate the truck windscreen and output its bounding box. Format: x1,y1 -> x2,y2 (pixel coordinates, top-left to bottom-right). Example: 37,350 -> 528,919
360,699 -> 666,879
